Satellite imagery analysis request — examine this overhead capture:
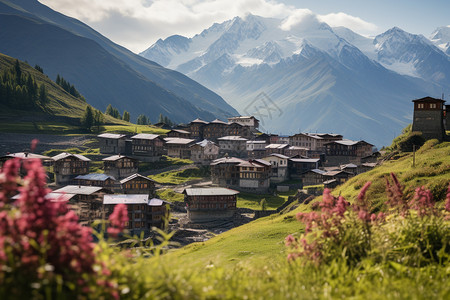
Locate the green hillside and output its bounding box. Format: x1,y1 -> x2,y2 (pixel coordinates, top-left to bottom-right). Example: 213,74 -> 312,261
0,53 -> 138,133
168,140 -> 449,267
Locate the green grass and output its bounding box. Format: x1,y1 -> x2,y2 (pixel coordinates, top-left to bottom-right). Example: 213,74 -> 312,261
236,190 -> 295,210
156,188 -> 184,203
149,167 -> 209,185
100,125 -> 169,135
334,139 -> 450,209
138,156 -> 193,173
0,122 -> 82,134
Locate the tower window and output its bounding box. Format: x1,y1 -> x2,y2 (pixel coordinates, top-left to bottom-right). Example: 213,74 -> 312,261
418,104 -> 424,109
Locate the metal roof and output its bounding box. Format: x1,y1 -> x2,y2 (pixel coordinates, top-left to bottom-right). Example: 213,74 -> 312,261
104,194 -> 148,205
290,158 -> 320,163
12,192 -> 75,202
164,137 -> 195,144
246,140 -> 266,144
5,152 -> 51,160
75,173 -> 116,181
217,136 -> 248,141
131,133 -> 160,140
53,185 -> 104,195
210,157 -> 245,165
190,118 -> 209,124
341,163 -> 358,169
52,152 -> 90,162
191,139 -> 216,148
265,144 -> 289,149
120,173 -> 155,184
97,133 -> 126,139
169,129 -> 191,134
412,97 -> 445,103
210,119 -> 227,124
102,154 -> 134,161
269,153 -> 290,159
183,188 -> 239,196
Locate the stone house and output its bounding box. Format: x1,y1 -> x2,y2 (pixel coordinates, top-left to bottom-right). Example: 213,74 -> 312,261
52,185 -> 111,224
97,133 -> 127,154
412,97 -> 446,141
52,153 -> 90,185
289,133 -> 323,150
301,169 -> 326,186
262,154 -> 290,183
227,116 -> 259,131
322,170 -> 353,185
74,173 -> 117,191
265,143 -> 290,156
237,159 -> 272,193
120,173 -> 156,197
325,140 -> 373,158
103,155 -> 138,180
183,187 -> 239,222
188,118 -> 209,140
164,137 -> 196,159
202,119 -> 228,141
246,140 -> 267,159
218,136 -> 248,157
226,122 -> 252,139
131,133 -> 166,161
190,139 -> 220,165
166,129 -> 191,139
103,195 -> 168,233
289,158 -> 321,178
210,157 -> 245,187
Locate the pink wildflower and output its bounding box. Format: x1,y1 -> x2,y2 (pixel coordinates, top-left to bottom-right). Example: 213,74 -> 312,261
285,234 -> 295,247
108,203 -> 129,238
410,186 -> 435,217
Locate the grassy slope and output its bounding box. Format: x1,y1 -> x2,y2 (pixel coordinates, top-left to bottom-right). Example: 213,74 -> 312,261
0,53 -> 166,134
167,140 -> 450,268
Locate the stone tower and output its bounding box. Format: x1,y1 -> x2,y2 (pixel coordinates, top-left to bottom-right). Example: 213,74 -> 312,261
411,97 -> 446,141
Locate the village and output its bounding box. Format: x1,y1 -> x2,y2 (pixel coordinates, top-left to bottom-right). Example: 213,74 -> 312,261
1,96 -> 449,245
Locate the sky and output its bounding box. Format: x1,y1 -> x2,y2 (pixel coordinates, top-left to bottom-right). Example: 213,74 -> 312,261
39,0 -> 450,54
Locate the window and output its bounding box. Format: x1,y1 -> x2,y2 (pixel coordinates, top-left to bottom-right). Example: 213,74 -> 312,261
418,103 -> 424,109
430,103 -> 437,109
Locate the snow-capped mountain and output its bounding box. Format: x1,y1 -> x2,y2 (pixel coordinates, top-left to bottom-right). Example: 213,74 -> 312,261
140,15 -> 448,146
430,26 -> 450,55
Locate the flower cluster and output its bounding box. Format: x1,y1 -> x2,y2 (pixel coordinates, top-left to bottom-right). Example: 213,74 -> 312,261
108,203 -> 129,238
286,174 -> 450,266
0,156 -> 119,298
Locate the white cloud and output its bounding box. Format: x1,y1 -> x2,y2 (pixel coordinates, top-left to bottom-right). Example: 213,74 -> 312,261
38,0 -> 378,52
318,12 -> 378,35
279,9 -> 316,31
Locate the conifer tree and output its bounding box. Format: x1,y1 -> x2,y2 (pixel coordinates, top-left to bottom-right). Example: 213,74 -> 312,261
123,111 -> 130,122
81,105 -> 94,131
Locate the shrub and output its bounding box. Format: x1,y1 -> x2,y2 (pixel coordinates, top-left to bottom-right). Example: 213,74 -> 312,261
287,174 -> 450,268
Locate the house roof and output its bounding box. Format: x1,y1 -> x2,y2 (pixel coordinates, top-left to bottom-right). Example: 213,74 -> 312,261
53,185 -> 105,195
120,173 -> 155,184
75,173 -> 116,181
211,157 -> 245,165
323,170 -> 351,177
265,143 -> 289,149
412,96 -> 445,103
5,152 -> 51,160
246,140 -> 266,144
341,163 -> 358,169
52,152 -> 90,162
131,133 -> 160,140
168,129 -> 191,134
149,198 -> 171,206
164,137 -> 195,145
183,188 -> 239,196
103,194 -> 148,205
190,118 -> 209,124
217,136 -> 248,141
304,169 -> 326,175
97,133 -> 126,139
269,153 -> 290,159
191,139 -> 216,148
290,133 -> 323,140
287,146 -> 309,150
362,163 -> 377,168
102,154 -> 135,161
324,179 -> 338,184
290,158 -> 320,163
238,160 -> 271,168
12,192 -> 75,202
210,119 -> 227,124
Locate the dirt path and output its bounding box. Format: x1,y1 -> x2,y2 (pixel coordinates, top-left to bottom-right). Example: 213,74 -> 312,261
0,133 -> 93,155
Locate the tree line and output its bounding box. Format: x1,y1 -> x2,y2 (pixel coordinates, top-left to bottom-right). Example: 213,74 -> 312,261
0,60 -> 48,110
55,74 -> 86,101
